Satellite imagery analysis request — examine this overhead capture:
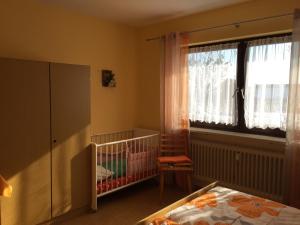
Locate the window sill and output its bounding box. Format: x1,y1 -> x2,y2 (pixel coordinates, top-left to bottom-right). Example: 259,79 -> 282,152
190,127 -> 286,143
189,127 -> 286,153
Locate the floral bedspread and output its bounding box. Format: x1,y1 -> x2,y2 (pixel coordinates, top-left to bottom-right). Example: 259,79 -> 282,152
149,186 -> 300,225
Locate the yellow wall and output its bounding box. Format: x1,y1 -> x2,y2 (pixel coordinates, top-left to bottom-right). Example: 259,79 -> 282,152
0,0 -> 139,134
137,0 -> 299,130
0,0 -> 299,223
0,1 -> 140,223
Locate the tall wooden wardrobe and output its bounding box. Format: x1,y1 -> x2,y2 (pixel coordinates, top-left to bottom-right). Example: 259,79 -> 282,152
0,58 -> 91,225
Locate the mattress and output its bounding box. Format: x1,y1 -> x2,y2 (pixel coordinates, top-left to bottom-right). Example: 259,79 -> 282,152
97,169 -> 156,194
148,186 -> 300,225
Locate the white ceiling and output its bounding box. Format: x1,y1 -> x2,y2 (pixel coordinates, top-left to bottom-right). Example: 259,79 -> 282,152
41,0 -> 251,27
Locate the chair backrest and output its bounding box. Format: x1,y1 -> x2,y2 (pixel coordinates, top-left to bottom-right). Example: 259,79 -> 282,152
160,133 -> 188,156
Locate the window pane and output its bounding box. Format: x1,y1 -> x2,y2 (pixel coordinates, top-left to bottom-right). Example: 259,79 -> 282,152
245,38 -> 291,131
189,44 -> 238,125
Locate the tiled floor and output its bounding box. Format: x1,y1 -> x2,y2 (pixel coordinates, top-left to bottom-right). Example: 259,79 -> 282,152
57,179 -> 187,225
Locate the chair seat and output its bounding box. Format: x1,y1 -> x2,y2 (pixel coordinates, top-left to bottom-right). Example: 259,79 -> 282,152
158,155 -> 192,164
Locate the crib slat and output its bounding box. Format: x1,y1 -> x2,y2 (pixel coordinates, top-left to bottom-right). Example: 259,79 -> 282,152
92,129 -> 159,207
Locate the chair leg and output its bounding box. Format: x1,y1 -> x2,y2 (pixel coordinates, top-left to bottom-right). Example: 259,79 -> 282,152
160,172 -> 164,203
187,173 -> 192,193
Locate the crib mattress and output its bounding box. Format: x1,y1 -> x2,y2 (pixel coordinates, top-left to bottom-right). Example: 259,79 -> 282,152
147,186 -> 300,225
97,169 -> 156,194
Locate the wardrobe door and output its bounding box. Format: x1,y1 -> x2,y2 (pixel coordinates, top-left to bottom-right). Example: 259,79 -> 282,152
50,63 -> 91,217
0,58 -> 51,225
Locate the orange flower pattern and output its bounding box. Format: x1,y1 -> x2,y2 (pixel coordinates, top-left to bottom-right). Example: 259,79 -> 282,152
194,220 -> 209,225
214,223 -> 231,225
148,187 -> 300,225
151,217 -> 178,225
189,193 -> 217,209
228,194 -> 286,218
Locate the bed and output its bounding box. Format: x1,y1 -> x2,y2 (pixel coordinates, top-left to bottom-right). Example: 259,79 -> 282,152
137,182 -> 300,225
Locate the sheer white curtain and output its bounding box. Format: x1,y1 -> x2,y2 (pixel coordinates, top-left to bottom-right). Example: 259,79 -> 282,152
189,43 -> 238,125
160,32 -> 189,133
160,32 -> 190,190
245,36 -> 292,130
286,9 -> 300,208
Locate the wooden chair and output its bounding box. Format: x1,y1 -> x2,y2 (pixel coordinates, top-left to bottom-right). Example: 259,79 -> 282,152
157,133 -> 193,201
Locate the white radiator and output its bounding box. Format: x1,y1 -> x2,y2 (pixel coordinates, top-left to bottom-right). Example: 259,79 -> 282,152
190,139 -> 285,201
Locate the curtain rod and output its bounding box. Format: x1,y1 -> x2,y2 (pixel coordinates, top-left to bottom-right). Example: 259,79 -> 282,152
146,12 -> 293,42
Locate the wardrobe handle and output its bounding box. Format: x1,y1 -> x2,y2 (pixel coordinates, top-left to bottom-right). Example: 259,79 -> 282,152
53,139 -> 57,143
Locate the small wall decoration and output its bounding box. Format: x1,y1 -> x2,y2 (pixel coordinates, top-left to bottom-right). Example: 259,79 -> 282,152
102,70 -> 116,87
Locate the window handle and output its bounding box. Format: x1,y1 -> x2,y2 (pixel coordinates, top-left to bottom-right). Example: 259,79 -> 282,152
232,88 -> 245,99
232,88 -> 239,98
241,88 -> 245,99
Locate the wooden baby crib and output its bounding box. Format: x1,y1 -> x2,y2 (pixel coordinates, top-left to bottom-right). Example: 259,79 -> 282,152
91,128 -> 159,210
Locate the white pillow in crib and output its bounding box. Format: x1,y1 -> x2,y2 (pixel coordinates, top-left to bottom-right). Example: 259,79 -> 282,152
97,165 -> 114,180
